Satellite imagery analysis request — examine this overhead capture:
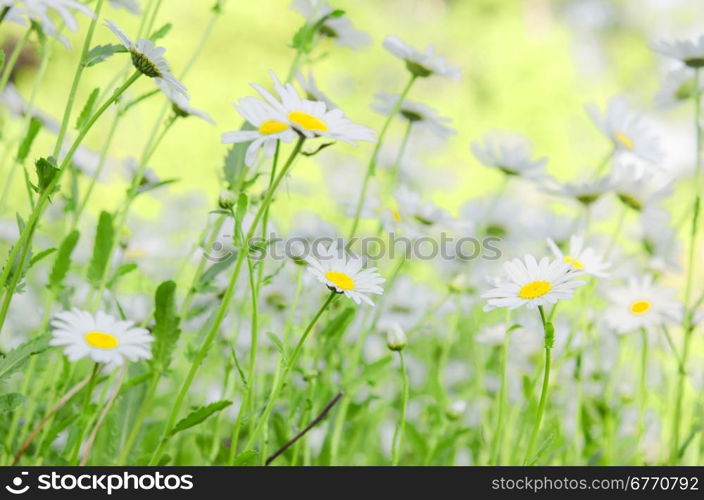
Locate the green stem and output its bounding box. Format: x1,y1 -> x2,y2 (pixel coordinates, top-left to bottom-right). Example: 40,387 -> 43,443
523,306 -> 552,465
638,328 -> 648,445
388,120 -> 413,189
67,363 -> 100,463
0,27 -> 31,90
491,324 -> 511,465
148,137 -> 305,466
0,71 -> 142,335
391,350 -> 409,466
244,291 -> 337,451
348,74 -> 417,239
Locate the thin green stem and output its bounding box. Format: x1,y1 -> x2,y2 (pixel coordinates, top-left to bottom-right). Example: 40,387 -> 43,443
0,28 -> 31,90
637,328 -> 648,445
491,324 -> 511,465
391,350 -> 409,466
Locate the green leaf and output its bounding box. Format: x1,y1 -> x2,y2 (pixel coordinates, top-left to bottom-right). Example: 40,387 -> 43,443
108,262 -> 138,287
151,281 -> 181,373
149,23 -> 172,41
266,332 -> 284,356
0,392 -> 24,413
235,193 -> 248,223
16,117 -> 42,163
231,450 -> 258,466
84,44 -> 127,67
34,156 -> 60,194
87,211 -> 115,287
291,9 -> 345,53
28,247 -> 56,268
223,128 -> 253,190
75,88 -> 100,130
0,49 -> 5,72
350,356 -> 392,389
170,400 -> 232,436
0,334 -> 50,385
49,230 -> 79,293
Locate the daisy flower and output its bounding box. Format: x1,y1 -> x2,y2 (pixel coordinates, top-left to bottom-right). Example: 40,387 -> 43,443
296,70 -> 337,109
105,20 -> 187,98
382,185 -> 453,238
385,323 -> 407,351
604,276 -> 682,333
547,234 -> 610,278
652,35 -> 704,68
540,175 -> 612,206
159,83 -> 214,124
655,68 -> 702,107
639,207 -> 681,272
291,0 -> 370,50
109,0 -> 139,14
2,0 -> 95,48
383,35 -> 460,80
372,92 -> 456,139
305,243 -> 385,306
253,70 -> 376,144
610,166 -> 672,211
482,255 -> 585,311
471,133 -> 547,178
50,309 -> 153,366
221,96 -> 298,167
586,97 -> 662,164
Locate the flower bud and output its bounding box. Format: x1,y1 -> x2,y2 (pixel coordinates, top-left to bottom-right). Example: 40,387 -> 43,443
218,189 -> 237,210
386,323 -> 407,351
446,400 -> 467,421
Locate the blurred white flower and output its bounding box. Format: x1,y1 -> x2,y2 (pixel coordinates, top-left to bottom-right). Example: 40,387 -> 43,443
547,234 -> 610,278
381,185 -> 454,238
291,0 -> 371,49
604,276 -> 682,333
109,0 -> 139,14
372,92 -> 456,139
383,35 -> 460,80
540,174 -> 612,206
471,133 -> 547,179
652,35 -> 704,68
1,0 -> 95,48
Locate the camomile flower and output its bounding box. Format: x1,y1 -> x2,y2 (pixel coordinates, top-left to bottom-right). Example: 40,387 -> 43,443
253,70 -> 375,145
639,207 -> 681,272
586,97 -> 662,164
382,185 -> 453,238
610,166 -> 672,211
305,243 -> 385,306
604,276 -> 682,333
109,0 -> 139,14
291,0 -> 371,50
547,234 -> 610,278
482,255 -> 585,311
2,0 -> 95,48
655,68 -> 703,107
50,309 -> 153,366
105,20 -> 187,98
383,35 -> 461,80
540,175 -> 612,207
221,96 -> 298,167
296,70 -> 337,109
471,133 -> 547,179
159,83 -> 214,124
372,92 -> 456,139
652,35 -> 704,68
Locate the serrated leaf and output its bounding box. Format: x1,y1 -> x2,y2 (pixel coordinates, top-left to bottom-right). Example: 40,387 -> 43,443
0,392 -> 24,413
170,400 -> 232,436
151,281 -> 181,373
149,23 -> 172,41
34,156 -> 59,194
49,230 -> 79,293
16,117 -> 42,163
84,44 -> 127,67
75,88 -> 100,130
0,334 -> 50,385
87,211 -> 115,287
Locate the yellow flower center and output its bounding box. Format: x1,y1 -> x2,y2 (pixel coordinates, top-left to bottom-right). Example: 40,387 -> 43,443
615,131 -> 634,150
258,119 -> 289,135
518,280 -> 552,299
564,256 -> 584,269
392,208 -> 402,222
289,111 -> 328,131
84,331 -> 119,349
630,300 -> 651,315
325,271 -> 355,291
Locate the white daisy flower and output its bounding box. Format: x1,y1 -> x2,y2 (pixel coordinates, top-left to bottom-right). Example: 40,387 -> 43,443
382,185 -> 453,238
547,234 -> 610,278
383,35 -> 460,80
385,323 -> 407,351
296,70 -> 337,109
1,0 -> 95,48
253,70 -> 376,144
586,97 -> 662,164
159,83 -> 214,124
372,92 -> 456,139
471,133 -> 547,178
652,35 -> 704,68
291,0 -> 371,50
305,243 -> 385,306
604,276 -> 682,333
655,68 -> 703,107
50,309 -> 153,367
109,0 -> 139,14
610,166 -> 672,211
482,255 -> 586,311
540,175 -> 612,206
221,96 -> 298,167
105,20 -> 188,98
639,207 -> 681,272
